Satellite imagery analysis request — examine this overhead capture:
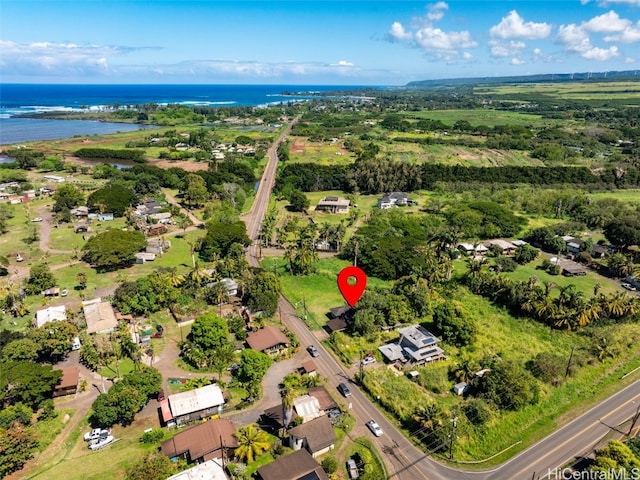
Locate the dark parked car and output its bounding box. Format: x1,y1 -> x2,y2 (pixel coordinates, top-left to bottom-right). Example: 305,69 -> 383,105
337,382 -> 351,397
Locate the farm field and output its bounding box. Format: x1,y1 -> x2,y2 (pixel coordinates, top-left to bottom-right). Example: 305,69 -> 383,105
475,81 -> 640,100
406,109 -> 557,128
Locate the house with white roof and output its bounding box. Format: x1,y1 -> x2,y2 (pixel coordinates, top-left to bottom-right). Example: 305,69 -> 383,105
33,305 -> 67,328
162,384 -> 225,426
379,324 -> 446,367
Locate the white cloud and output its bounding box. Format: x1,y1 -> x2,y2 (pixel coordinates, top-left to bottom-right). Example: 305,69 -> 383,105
427,1 -> 448,21
581,45 -> 619,60
415,27 -> 478,51
462,52 -> 473,60
388,21 -> 413,41
598,0 -> 640,5
557,24 -> 621,60
489,10 -> 552,39
489,39 -> 526,58
0,40 -> 123,75
604,21 -> 640,42
624,56 -> 636,63
511,58 -> 526,65
0,40 -> 398,82
583,10 -> 631,32
331,60 -> 354,67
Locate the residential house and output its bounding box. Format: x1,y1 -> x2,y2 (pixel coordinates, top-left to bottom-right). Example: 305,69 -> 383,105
42,287 -> 60,297
97,213 -> 114,221
165,459 -> 227,480
134,252 -> 156,264
74,222 -> 89,233
292,395 -> 321,423
263,386 -> 336,432
287,416 -> 337,458
300,360 -> 318,377
53,367 -> 79,397
457,243 -> 489,255
562,262 -> 587,277
246,326 -> 289,354
378,325 -> 446,367
83,299 -> 118,334
33,305 -> 67,328
257,449 -> 330,480
135,200 -> 164,216
161,384 -> 225,426
160,418 -> 237,462
146,239 -> 171,254
377,192 -> 409,209
487,239 -> 517,255
43,175 -> 65,183
205,278 -> 239,297
315,196 -> 350,214
149,212 -> 172,224
70,206 -> 89,217
307,386 -> 337,413
325,305 -> 353,333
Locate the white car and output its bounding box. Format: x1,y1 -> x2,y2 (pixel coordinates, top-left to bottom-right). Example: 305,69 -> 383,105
89,434 -> 114,450
31,217 -> 43,222
366,420 -> 383,437
84,428 -> 109,442
622,283 -> 637,292
361,355 -> 376,366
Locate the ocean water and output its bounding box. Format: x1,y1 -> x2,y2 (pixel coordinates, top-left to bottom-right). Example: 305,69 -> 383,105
0,83 -> 363,145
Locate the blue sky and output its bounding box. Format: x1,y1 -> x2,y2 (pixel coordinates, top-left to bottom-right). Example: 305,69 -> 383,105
1,0 -> 639,85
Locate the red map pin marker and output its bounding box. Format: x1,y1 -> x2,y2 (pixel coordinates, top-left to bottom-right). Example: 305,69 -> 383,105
337,266 -> 367,307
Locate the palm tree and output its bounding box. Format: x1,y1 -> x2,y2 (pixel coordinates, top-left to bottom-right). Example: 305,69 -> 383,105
234,425 -> 272,463
76,272 -> 87,290
188,260 -> 209,286
576,298 -> 602,327
164,270 -> 185,288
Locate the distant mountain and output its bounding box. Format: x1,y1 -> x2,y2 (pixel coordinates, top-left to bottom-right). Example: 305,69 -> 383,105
406,70 -> 640,88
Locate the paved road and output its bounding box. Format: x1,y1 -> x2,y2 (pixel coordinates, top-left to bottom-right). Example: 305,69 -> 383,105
241,116 -> 640,480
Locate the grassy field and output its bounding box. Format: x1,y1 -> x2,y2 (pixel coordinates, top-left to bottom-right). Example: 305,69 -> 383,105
406,109 -> 556,128
288,135 -> 354,165
359,285 -> 640,464
262,257 -> 390,331
474,81 -> 640,100
379,141 -> 542,167
29,412 -> 160,480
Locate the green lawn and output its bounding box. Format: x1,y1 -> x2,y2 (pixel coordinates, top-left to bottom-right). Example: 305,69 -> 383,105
262,257 -> 390,331
502,256 -> 623,295
406,109 -> 556,128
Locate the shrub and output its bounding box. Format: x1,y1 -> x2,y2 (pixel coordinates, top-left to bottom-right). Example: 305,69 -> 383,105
140,429 -> 165,443
321,456 -> 338,474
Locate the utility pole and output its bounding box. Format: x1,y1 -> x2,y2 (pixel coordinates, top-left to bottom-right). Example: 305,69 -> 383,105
354,239 -> 359,267
302,293 -> 308,322
449,414 -> 458,460
564,346 -> 576,381
628,401 -> 640,437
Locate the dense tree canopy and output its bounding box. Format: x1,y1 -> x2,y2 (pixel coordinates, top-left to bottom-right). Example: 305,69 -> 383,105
603,216 -> 640,250
0,361 -> 62,410
199,221 -> 251,261
82,229 -> 146,269
87,183 -> 138,217
53,184 -> 84,213
476,359 -> 539,411
23,263 -> 56,295
244,271 -> 280,316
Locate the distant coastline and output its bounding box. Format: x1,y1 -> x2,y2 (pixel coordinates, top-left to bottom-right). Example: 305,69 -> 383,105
0,83 -> 368,145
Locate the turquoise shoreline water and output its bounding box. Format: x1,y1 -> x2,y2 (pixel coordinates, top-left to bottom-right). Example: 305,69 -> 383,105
0,83 -> 368,144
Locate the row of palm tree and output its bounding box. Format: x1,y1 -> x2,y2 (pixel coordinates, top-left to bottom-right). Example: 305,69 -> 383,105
465,260 -> 639,331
